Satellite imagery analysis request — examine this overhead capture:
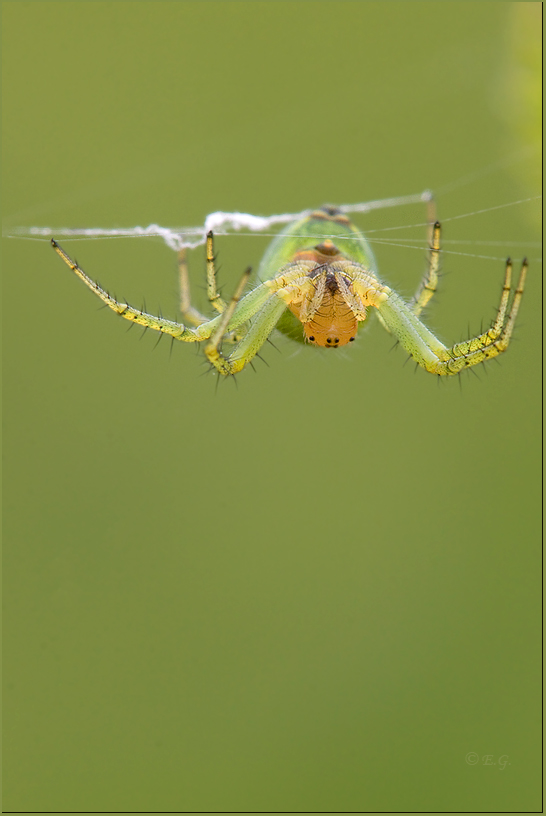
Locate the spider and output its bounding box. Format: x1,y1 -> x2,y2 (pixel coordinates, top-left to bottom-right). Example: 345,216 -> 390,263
51,204 -> 527,377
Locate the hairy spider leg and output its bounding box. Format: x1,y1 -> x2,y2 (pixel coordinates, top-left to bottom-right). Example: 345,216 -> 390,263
375,257 -> 527,374
51,238 -> 292,376
206,230 -> 228,314
205,264 -> 327,374
179,231 -> 244,342
374,194 -> 438,335
204,266 -> 252,373
410,220 -> 441,316
210,297 -> 288,375
52,239 -> 203,342
178,230 -> 227,323
178,247 -> 209,325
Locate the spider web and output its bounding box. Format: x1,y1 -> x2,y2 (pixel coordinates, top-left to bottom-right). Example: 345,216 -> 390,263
6,191 -> 434,252
5,191 -> 541,264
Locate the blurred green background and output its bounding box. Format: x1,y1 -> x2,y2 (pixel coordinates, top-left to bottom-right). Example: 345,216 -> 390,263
3,2 -> 541,812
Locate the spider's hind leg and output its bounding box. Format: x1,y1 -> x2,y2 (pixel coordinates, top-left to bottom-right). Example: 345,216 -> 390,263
410,220 -> 441,316
178,247 -> 209,326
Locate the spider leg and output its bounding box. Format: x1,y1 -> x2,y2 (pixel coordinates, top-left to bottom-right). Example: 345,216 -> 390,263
298,274 -> 325,322
410,220 -> 441,316
52,240 -> 286,372
372,193 -> 438,334
206,230 -> 228,314
179,234 -> 241,342
52,240 -> 201,342
205,267 -> 252,373
442,258 -> 527,371
227,297 -> 288,372
178,247 -> 209,325
488,257 -> 513,335
205,263 -> 320,375
204,264 -> 317,374
376,257 -> 527,375
205,230 -> 251,345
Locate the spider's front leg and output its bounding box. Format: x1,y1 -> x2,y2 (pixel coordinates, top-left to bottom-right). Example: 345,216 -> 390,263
52,240 -> 203,343
205,294 -> 288,375
52,238 -> 288,377
376,257 -> 527,375
204,264 -> 316,375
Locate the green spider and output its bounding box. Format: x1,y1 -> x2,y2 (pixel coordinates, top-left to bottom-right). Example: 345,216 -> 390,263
51,205 -> 527,377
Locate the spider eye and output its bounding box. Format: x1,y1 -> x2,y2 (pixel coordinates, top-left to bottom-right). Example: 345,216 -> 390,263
308,336 -> 315,341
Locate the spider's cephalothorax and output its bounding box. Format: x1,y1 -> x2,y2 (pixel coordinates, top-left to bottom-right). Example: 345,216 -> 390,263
51,201 -> 527,377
